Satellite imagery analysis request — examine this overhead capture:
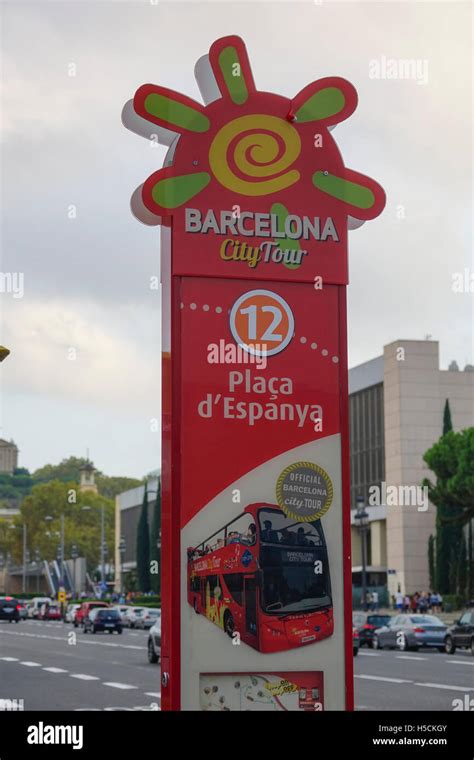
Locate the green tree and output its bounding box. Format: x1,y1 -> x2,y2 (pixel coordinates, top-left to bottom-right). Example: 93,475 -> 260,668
443,399 -> 452,435
136,487 -> 151,592
150,479 -> 161,594
428,534 -> 435,590
8,480 -> 114,573
457,532 -> 467,599
33,456 -> 142,498
423,419 -> 473,594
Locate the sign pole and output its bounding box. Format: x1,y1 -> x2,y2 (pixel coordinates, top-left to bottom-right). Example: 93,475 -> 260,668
124,35 -> 385,712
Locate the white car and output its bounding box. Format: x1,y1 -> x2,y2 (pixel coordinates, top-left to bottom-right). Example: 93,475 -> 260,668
125,607 -> 145,628
135,608 -> 161,630
65,604 -> 81,623
147,618 -> 161,663
29,597 -> 53,619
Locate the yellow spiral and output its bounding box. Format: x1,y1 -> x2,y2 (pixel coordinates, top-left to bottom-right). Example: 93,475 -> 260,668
209,115 -> 301,196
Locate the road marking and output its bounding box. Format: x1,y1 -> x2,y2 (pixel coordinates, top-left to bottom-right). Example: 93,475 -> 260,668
396,655 -> 427,661
355,675 -> 413,684
0,629 -> 144,650
1,657 -> 19,661
70,674 -> 100,681
20,661 -> 42,667
413,682 -> 474,692
145,692 -> 162,698
446,660 -> 474,666
43,667 -> 68,673
103,682 -> 138,690
358,652 -> 381,657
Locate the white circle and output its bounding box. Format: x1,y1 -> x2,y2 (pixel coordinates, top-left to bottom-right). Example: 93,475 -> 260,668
190,303 -> 197,310
322,349 -> 328,356
215,306 -> 222,313
229,289 -> 294,357
180,302 -> 184,309
311,342 -> 317,349
300,337 -> 307,344
332,356 -> 339,363
203,304 -> 209,311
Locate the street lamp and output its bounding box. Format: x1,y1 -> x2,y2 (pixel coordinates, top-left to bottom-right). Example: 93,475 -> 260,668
81,504 -> 106,585
46,514 -> 65,589
34,549 -> 41,593
9,522 -> 28,594
71,544 -> 79,597
354,496 -> 369,611
119,536 -> 126,594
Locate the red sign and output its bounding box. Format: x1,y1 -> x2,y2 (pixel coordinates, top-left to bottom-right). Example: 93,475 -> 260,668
124,34 -> 385,711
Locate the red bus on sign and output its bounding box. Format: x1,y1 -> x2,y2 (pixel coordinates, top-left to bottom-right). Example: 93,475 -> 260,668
187,503 -> 333,653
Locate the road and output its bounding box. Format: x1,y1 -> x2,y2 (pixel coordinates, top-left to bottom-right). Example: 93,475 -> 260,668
355,645 -> 474,710
1,620 -> 473,711
0,619 -> 161,711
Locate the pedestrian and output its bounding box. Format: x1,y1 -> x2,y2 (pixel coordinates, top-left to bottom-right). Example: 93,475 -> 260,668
395,590 -> 404,612
371,590 -> 379,612
410,594 -> 417,612
404,594 -> 410,613
365,590 -> 372,612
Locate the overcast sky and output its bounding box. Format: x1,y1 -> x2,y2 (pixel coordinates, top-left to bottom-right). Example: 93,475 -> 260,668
0,0 -> 472,479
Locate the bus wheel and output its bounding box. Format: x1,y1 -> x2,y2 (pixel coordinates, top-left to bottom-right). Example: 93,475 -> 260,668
224,611 -> 235,638
193,598 -> 200,615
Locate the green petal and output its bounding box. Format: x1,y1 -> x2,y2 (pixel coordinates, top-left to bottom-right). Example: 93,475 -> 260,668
218,46 -> 248,105
271,203 -> 302,270
144,93 -> 210,133
313,171 -> 375,209
296,87 -> 345,123
152,172 -> 211,209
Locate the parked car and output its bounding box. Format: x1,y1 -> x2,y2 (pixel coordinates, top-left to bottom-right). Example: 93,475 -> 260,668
0,596 -> 20,623
74,601 -> 109,627
445,610 -> 474,655
64,604 -> 81,623
83,607 -> 122,635
29,597 -> 53,619
39,603 -> 62,620
111,605 -> 132,623
125,607 -> 145,629
353,612 -> 391,647
135,608 -> 161,630
17,602 -> 28,620
147,618 -> 161,663
373,614 -> 447,652
353,627 -> 359,656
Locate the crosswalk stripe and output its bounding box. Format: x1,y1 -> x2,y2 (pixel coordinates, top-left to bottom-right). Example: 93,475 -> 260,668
414,682 -> 474,692
20,661 -> 41,667
43,667 -> 68,673
103,682 -> 138,690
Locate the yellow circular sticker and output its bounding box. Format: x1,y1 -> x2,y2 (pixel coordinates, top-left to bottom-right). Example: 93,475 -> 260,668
276,461 -> 333,522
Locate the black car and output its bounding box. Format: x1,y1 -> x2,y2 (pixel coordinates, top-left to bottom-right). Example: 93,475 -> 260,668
83,607 -> 122,634
352,612 -> 391,647
0,597 -> 20,623
445,610 -> 474,655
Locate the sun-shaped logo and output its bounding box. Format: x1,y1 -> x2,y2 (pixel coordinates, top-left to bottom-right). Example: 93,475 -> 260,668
123,35 -> 385,231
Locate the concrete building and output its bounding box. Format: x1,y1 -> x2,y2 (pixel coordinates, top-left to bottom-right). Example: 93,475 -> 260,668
114,472 -> 160,591
350,340 -> 474,598
0,439 -> 19,474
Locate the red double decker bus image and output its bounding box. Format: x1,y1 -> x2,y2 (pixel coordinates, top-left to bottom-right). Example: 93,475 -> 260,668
187,503 -> 333,653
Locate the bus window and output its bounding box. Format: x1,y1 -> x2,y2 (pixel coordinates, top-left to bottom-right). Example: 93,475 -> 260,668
258,509 -> 323,546
225,513 -> 257,546
223,574 -> 244,606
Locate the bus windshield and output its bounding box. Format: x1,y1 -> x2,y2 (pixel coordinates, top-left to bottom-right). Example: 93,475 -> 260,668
261,561 -> 331,614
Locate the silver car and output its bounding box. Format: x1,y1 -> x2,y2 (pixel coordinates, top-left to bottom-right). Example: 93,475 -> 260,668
373,614 -> 447,652
135,608 -> 161,630
147,618 -> 161,664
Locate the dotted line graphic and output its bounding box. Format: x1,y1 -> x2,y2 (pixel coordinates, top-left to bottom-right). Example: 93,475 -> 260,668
179,301 -> 339,364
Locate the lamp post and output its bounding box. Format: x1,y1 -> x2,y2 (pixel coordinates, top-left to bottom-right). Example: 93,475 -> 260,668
119,536 -> 126,594
45,514 -> 65,589
82,504 -> 106,585
71,544 -> 79,597
355,496 -> 369,611
34,549 -> 41,593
